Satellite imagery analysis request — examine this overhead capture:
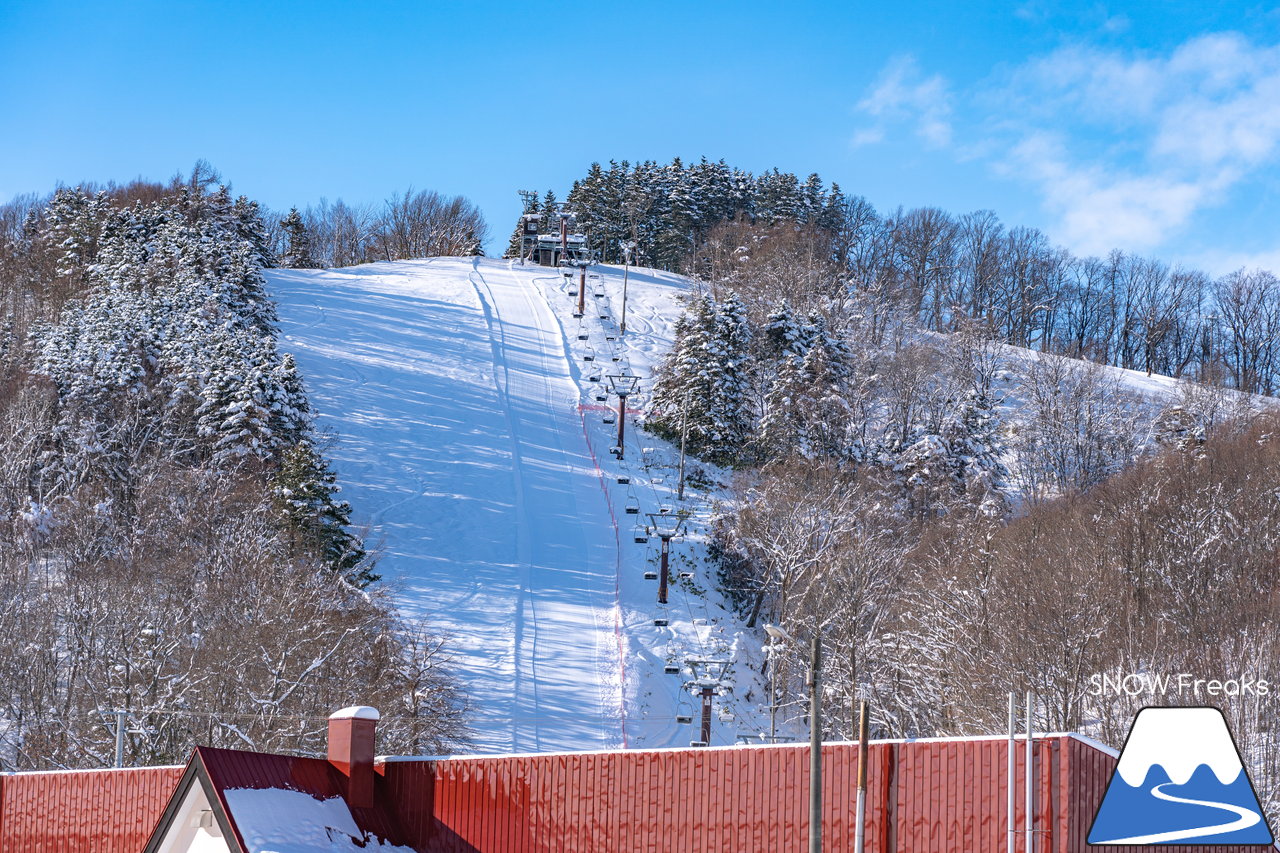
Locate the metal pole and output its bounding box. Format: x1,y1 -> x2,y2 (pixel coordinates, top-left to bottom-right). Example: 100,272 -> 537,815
114,709 -> 126,768
560,213 -> 567,264
1025,691 -> 1034,853
700,685 -> 714,746
854,698 -> 868,853
809,631 -> 823,853
620,262 -> 630,335
677,398 -> 689,502
769,638 -> 778,742
577,265 -> 586,316
1008,692 -> 1016,853
657,537 -> 670,604
616,392 -> 627,457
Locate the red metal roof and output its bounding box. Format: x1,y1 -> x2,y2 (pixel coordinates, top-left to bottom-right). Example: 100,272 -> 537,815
379,734 -> 1271,852
10,734 -> 1276,852
198,744 -> 412,849
0,765 -> 183,853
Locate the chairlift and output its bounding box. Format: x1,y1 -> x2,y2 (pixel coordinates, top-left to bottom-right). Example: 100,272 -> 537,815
625,502 -> 640,515
643,570 -> 658,580
664,663 -> 681,675
616,474 -> 631,484
719,710 -> 736,722
654,617 -> 670,627
605,334 -> 616,342
680,571 -> 694,579
634,527 -> 649,544
572,311 -> 584,319
583,353 -> 595,362
603,412 -> 616,425
676,697 -> 694,724
587,371 -> 601,382
577,331 -> 589,341
689,739 -> 708,747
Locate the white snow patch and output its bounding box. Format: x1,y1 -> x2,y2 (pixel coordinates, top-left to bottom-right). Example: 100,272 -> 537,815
222,788 -> 414,853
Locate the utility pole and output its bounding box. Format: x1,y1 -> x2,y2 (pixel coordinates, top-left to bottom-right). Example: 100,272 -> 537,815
620,260 -> 631,335
114,709 -> 126,768
763,623 -> 794,742
1007,692 -> 1016,853
854,698 -> 869,853
809,631 -> 823,853
576,262 -> 587,317
1026,691 -> 1035,853
676,395 -> 690,502
606,374 -> 640,459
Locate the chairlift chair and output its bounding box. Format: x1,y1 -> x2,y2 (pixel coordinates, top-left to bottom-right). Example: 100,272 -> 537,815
595,392 -> 608,401
616,475 -> 630,484
587,370 -> 601,382
633,525 -> 649,544
643,569 -> 658,580
680,571 -> 694,579
603,412 -> 616,425
676,698 -> 694,724
654,616 -> 670,627
664,663 -> 681,675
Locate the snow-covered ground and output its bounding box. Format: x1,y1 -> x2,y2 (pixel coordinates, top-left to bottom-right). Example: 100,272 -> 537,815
270,258 -> 772,755
270,256 -> 1256,757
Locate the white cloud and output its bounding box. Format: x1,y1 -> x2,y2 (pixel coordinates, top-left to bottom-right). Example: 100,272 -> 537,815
854,55 -> 953,148
858,34 -> 1280,258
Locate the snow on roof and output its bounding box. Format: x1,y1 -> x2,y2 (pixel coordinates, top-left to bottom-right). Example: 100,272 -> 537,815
329,705 -> 380,721
223,787 -> 414,852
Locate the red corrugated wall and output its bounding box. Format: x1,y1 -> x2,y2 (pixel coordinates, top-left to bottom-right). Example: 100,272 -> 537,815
0,766 -> 183,853
385,736 -> 1271,853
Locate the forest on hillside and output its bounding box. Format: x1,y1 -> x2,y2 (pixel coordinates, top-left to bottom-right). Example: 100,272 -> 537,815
523,157 -> 1280,395
531,157 -> 1280,816
0,165 -> 476,770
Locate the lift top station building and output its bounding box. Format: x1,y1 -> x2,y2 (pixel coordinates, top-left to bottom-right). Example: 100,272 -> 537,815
519,205 -> 591,267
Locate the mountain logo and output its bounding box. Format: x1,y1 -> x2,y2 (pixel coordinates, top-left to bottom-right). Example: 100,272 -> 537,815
1088,706 -> 1274,846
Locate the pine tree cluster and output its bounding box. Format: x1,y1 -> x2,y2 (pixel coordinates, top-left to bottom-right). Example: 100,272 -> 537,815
30,185 -> 372,584
0,173 -> 468,769
509,158 -> 843,270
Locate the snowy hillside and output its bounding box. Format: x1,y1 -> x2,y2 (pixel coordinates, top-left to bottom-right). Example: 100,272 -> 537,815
269,258 -> 772,754
268,256 -> 1256,756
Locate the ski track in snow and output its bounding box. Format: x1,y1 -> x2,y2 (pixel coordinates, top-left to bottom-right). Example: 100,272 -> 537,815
270,258 -> 672,753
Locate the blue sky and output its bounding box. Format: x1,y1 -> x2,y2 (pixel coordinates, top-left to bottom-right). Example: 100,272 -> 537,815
2,1 -> 1279,271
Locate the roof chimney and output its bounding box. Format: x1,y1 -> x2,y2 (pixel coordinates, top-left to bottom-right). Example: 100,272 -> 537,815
328,706 -> 379,809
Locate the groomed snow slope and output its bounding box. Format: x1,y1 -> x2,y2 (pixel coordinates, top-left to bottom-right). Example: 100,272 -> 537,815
270,258 -> 765,755
269,256 -> 1250,757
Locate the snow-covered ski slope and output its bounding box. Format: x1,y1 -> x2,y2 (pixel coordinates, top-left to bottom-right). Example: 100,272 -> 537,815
270,258 -> 765,754
269,256 -> 1257,757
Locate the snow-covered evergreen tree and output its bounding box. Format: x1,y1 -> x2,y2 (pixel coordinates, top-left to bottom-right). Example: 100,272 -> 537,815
280,207 -> 318,269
